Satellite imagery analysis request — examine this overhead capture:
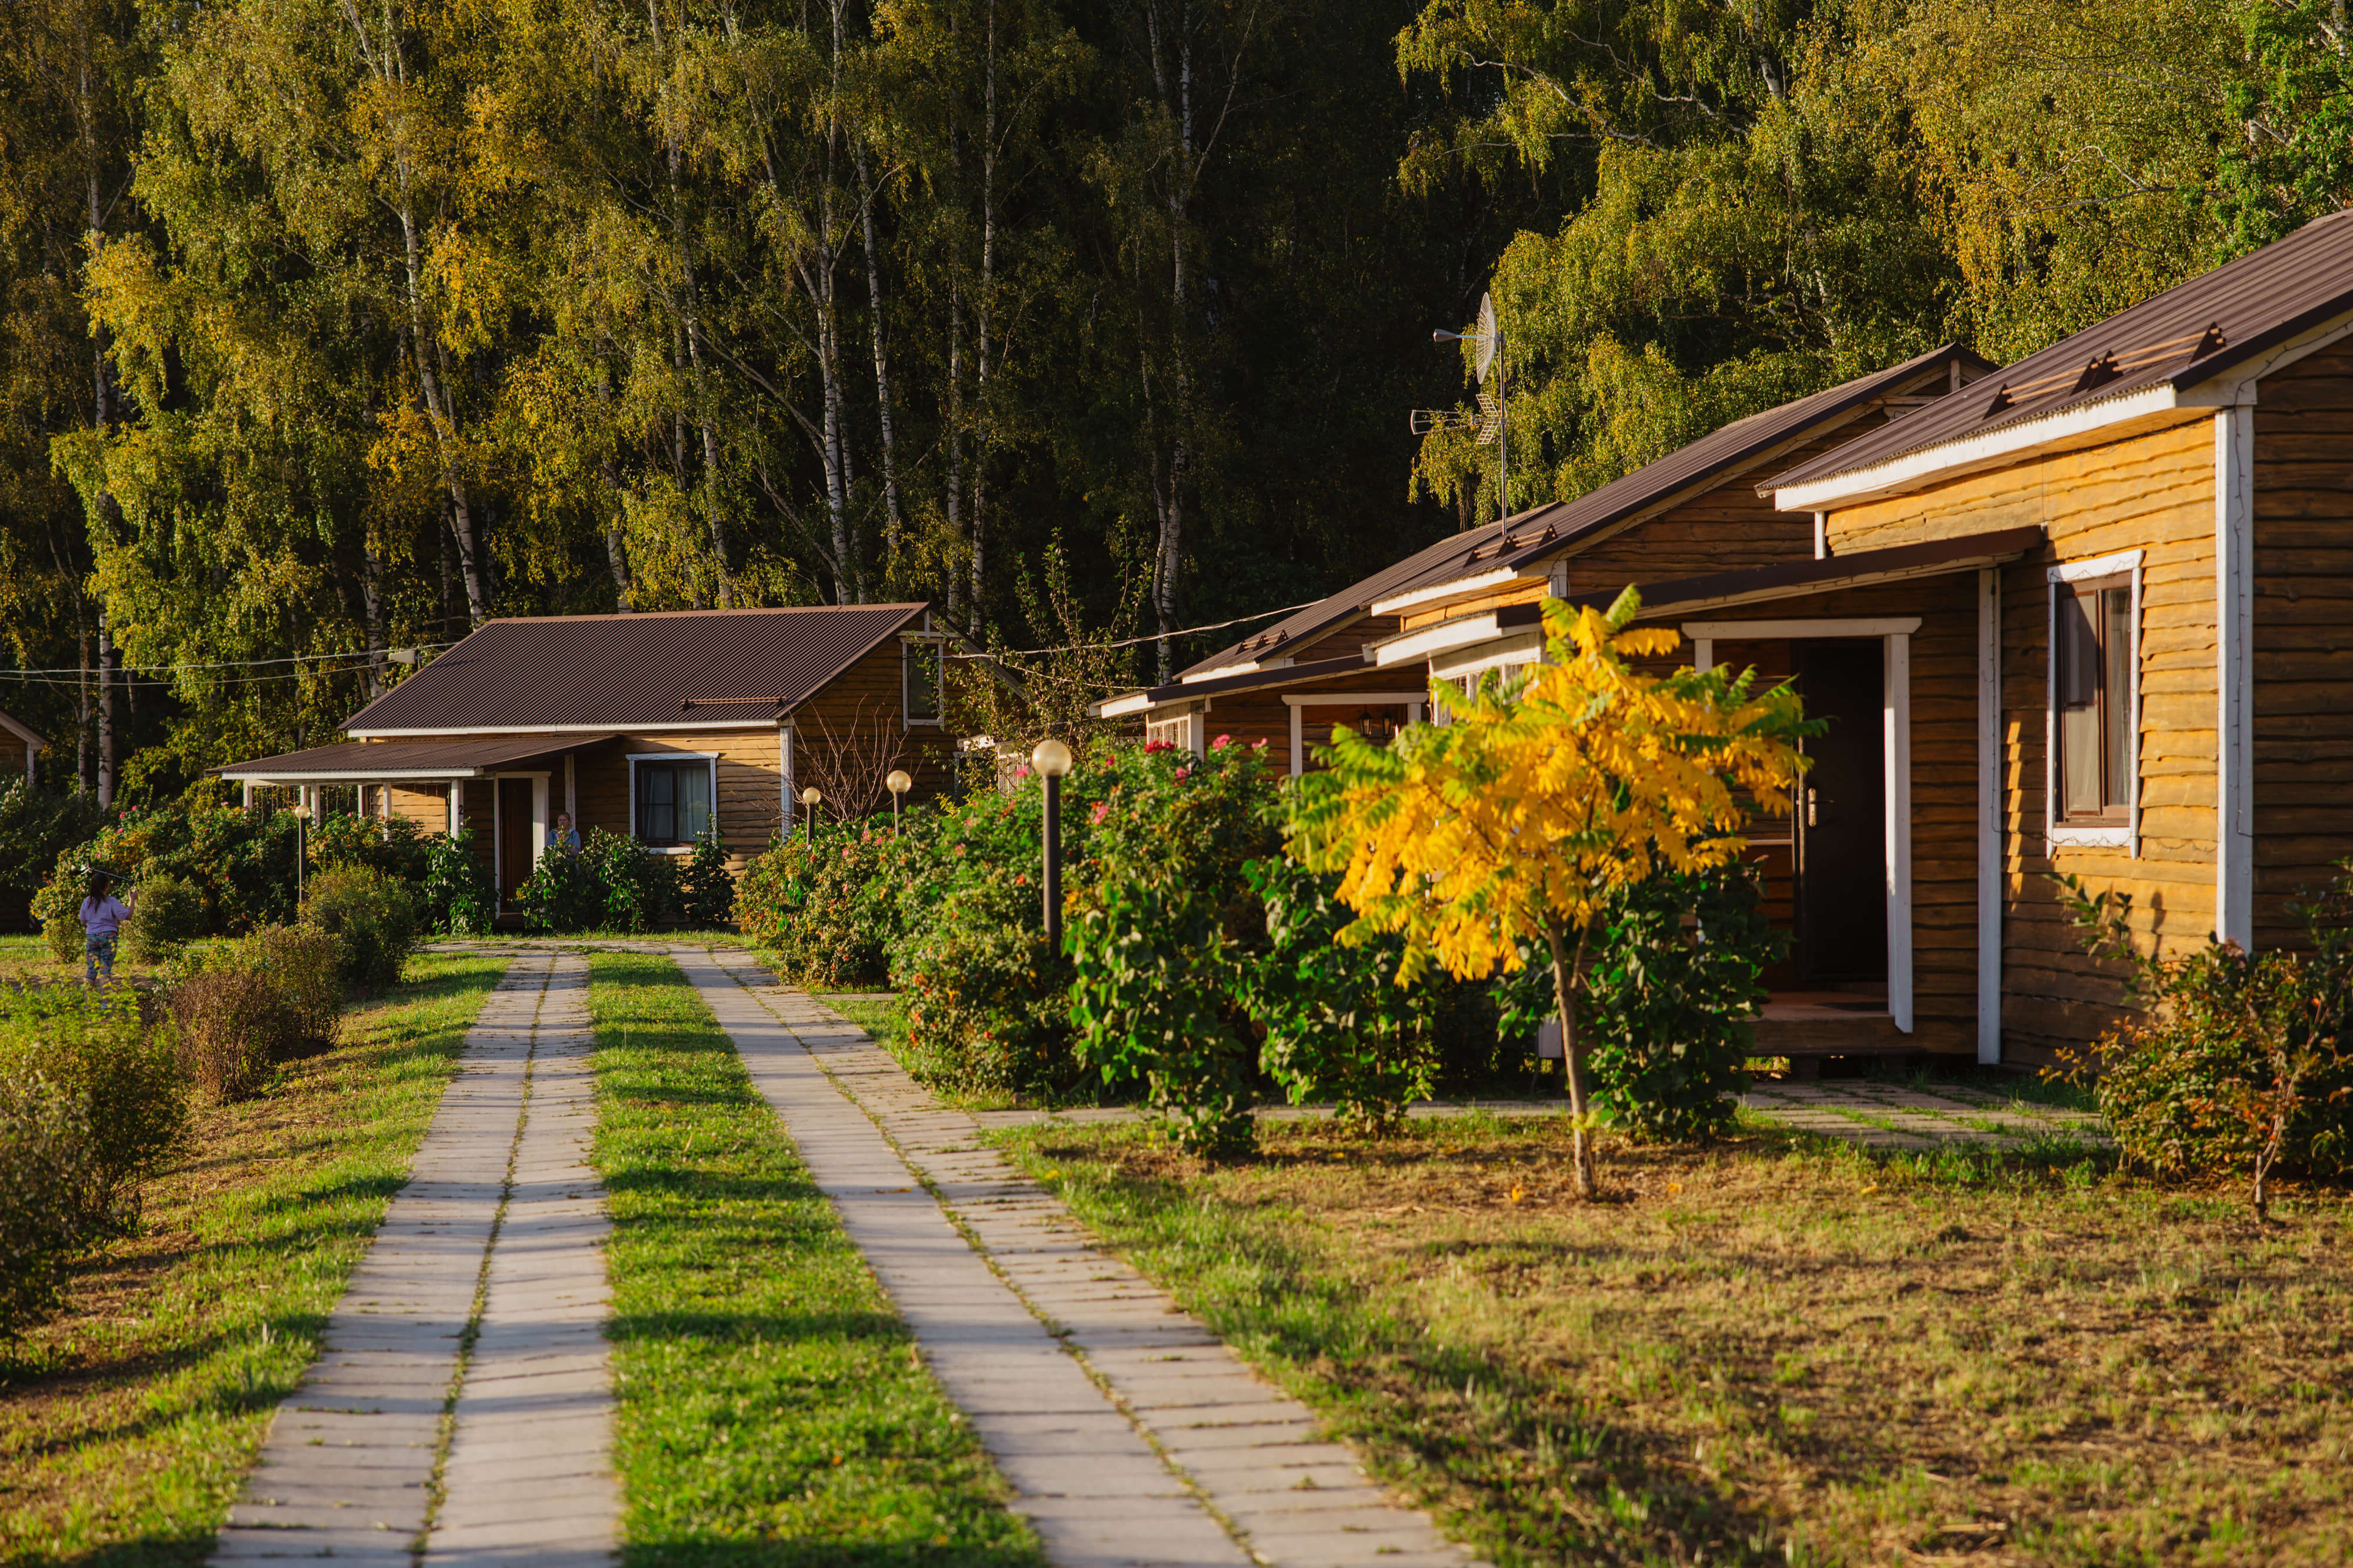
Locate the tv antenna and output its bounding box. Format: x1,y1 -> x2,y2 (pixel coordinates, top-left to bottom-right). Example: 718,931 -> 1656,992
1421,291 -> 1508,524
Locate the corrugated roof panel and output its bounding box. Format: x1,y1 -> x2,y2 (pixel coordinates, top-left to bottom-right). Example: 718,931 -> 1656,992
342,605 -> 928,734
1772,209 -> 2353,490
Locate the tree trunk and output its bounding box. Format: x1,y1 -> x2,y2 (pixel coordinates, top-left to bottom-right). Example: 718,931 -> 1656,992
95,612 -> 116,808
853,143 -> 904,570
361,541 -> 387,700
945,283 -> 965,619
971,0 -> 997,618
601,457 -> 634,610
1543,924 -> 1596,1197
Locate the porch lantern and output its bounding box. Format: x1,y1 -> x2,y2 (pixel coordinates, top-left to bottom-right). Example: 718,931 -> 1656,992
1030,738 -> 1073,952
885,768 -> 912,834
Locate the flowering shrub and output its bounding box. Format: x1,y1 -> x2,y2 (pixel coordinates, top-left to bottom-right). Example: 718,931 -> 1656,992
33,787 -> 300,943
422,823 -> 496,935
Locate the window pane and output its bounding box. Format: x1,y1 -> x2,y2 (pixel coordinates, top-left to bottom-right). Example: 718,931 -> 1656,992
678,762 -> 713,842
641,764 -> 675,842
907,643 -> 941,722
2057,590 -> 2102,817
2103,587 -> 2133,808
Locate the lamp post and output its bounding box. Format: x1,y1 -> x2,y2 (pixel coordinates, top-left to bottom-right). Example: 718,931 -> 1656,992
291,794 -> 312,910
1030,738 -> 1072,953
799,785 -> 823,847
885,769 -> 912,834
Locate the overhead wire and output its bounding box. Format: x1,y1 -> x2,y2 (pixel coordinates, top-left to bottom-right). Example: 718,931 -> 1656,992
947,598 -> 1323,660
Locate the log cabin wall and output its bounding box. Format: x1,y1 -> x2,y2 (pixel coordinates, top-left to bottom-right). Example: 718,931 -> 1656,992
1820,418 -> 2218,1065
1674,574 -> 1982,1056
789,636 -> 959,814
2251,345 -> 2353,948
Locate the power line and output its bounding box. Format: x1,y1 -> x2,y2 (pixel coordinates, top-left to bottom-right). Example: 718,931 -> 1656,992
950,599 -> 1323,660
0,641 -> 459,678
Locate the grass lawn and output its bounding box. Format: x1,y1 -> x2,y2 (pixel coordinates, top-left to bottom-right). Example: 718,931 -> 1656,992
585,952 -> 1043,1566
994,1115 -> 2353,1568
0,950 -> 510,1567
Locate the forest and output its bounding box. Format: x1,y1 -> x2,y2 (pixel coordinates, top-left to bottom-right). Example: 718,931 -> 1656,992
2,0 -> 2349,802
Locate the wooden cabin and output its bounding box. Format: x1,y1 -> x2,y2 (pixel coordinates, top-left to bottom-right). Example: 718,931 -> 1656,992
1385,212 -> 2353,1068
217,606 -> 960,912
0,706 -> 47,787
1102,346 -> 1992,778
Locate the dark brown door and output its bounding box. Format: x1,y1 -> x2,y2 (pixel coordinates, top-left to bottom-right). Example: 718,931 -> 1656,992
1794,641 -> 1887,985
498,778 -> 533,902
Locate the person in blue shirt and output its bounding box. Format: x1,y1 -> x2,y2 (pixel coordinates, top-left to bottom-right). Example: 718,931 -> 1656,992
546,813 -> 582,854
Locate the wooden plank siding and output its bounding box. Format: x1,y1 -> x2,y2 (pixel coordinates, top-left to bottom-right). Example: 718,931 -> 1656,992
2252,345 -> 2353,948
1821,417 -> 2219,1066
360,635 -> 953,880
1672,575 -> 1983,1057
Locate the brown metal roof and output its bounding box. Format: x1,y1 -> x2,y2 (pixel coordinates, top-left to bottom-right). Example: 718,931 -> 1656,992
341,604 -> 928,734
213,735 -> 617,780
1771,210 -> 2353,493
1563,526 -> 2046,618
1099,655 -> 1383,717
1176,343 -> 1988,681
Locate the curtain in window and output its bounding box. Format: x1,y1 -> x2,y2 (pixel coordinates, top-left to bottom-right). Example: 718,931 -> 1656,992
677,762 -> 713,841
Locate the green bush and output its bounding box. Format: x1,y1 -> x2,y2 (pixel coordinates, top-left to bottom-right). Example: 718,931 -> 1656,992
1067,737 -> 1282,1157
0,982 -> 190,1229
680,828 -> 736,927
302,867 -> 418,991
121,872 -> 207,966
307,810 -> 431,883
1241,855 -> 1438,1135
2059,869 -> 2353,1216
0,783 -> 106,932
34,873 -> 82,965
519,843 -> 604,933
421,823 -> 496,936
897,875 -> 1072,1099
163,923 -> 345,1101
516,829 -> 681,933
0,1068 -> 98,1335
37,787 -> 301,939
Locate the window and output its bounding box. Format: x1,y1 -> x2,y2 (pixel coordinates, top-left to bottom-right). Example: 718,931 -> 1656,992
2052,573 -> 2134,826
634,758 -> 713,845
904,638 -> 944,724
1145,712 -> 1195,754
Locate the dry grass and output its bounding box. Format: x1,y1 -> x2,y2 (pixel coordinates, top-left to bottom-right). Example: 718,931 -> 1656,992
0,952 -> 507,1567
996,1114 -> 2353,1568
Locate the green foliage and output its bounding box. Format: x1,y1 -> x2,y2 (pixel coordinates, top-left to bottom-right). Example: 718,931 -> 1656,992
31,793 -> 301,944
0,981 -> 190,1229
307,811 -> 432,884
34,872 -> 82,965
1241,855 -> 1436,1135
1067,737 -> 1282,1158
2057,869 -> 2353,1216
518,845 -> 607,935
302,866 -> 420,991
2213,1 -> 2353,257
120,872 -> 205,966
421,823 -> 496,936
0,784 -> 107,931
164,924 -> 345,1101
1572,864 -> 1776,1142
678,828 -> 736,928
0,1067 -> 97,1336
897,877 -> 1072,1101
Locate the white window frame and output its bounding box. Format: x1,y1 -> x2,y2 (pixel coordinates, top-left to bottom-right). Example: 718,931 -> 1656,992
628,751 -> 719,855
1281,692 -> 1429,778
2044,550 -> 2143,854
1145,707 -> 1204,757
902,635 -> 947,727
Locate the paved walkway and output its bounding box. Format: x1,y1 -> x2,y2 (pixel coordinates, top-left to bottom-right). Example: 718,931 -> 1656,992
212,953 -> 618,1568
677,947 -> 1482,1568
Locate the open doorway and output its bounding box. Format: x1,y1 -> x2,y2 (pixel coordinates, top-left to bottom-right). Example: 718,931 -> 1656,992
1792,639 -> 1888,1006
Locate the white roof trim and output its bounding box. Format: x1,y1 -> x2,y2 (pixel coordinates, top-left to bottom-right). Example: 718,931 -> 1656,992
0,711 -> 45,748
1772,385 -> 2199,511
1680,617 -> 1922,641
1279,691 -> 1430,707
2048,549 -> 2144,583
1372,612 -> 1506,667
347,719 -> 779,738
1369,566 -> 1526,617
1097,692 -> 1156,718
1180,656 -> 1287,684
221,767 -> 482,783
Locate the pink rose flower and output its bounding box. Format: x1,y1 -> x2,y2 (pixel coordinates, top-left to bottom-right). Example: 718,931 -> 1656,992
1212,733 -> 1232,749
1143,738 -> 1173,754
1090,800 -> 1112,826
1175,765 -> 1191,781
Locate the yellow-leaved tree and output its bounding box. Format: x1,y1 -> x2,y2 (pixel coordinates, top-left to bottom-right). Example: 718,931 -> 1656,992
1290,587 -> 1811,1196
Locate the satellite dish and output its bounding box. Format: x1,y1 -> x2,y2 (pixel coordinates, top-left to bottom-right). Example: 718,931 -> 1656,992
1475,292 -> 1498,385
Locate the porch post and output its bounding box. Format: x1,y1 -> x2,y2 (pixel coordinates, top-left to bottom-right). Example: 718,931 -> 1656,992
1289,702 -> 1303,780
779,724 -> 796,840
564,753 -> 576,827
2215,406 -> 2256,949
1976,568 -> 2002,1064
1884,629 -> 1914,1034
447,781 -> 461,835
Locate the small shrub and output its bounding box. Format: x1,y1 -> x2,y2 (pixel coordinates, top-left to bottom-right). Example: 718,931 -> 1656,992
34,873 -> 81,966
0,982 -> 189,1232
165,964 -> 289,1102
585,828 -> 678,932
1067,737 -> 1281,1158
246,924 -> 347,1048
680,828 -> 736,927
302,866 -> 418,991
1241,856 -> 1437,1135
422,823 -> 496,936
121,872 -> 206,966
895,876 -> 1070,1098
2058,869 -> 2353,1217
519,845 -> 604,934
0,1068 -> 98,1336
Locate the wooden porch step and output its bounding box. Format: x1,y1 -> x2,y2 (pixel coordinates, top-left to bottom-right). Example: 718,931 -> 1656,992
1751,1003 -> 1912,1058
